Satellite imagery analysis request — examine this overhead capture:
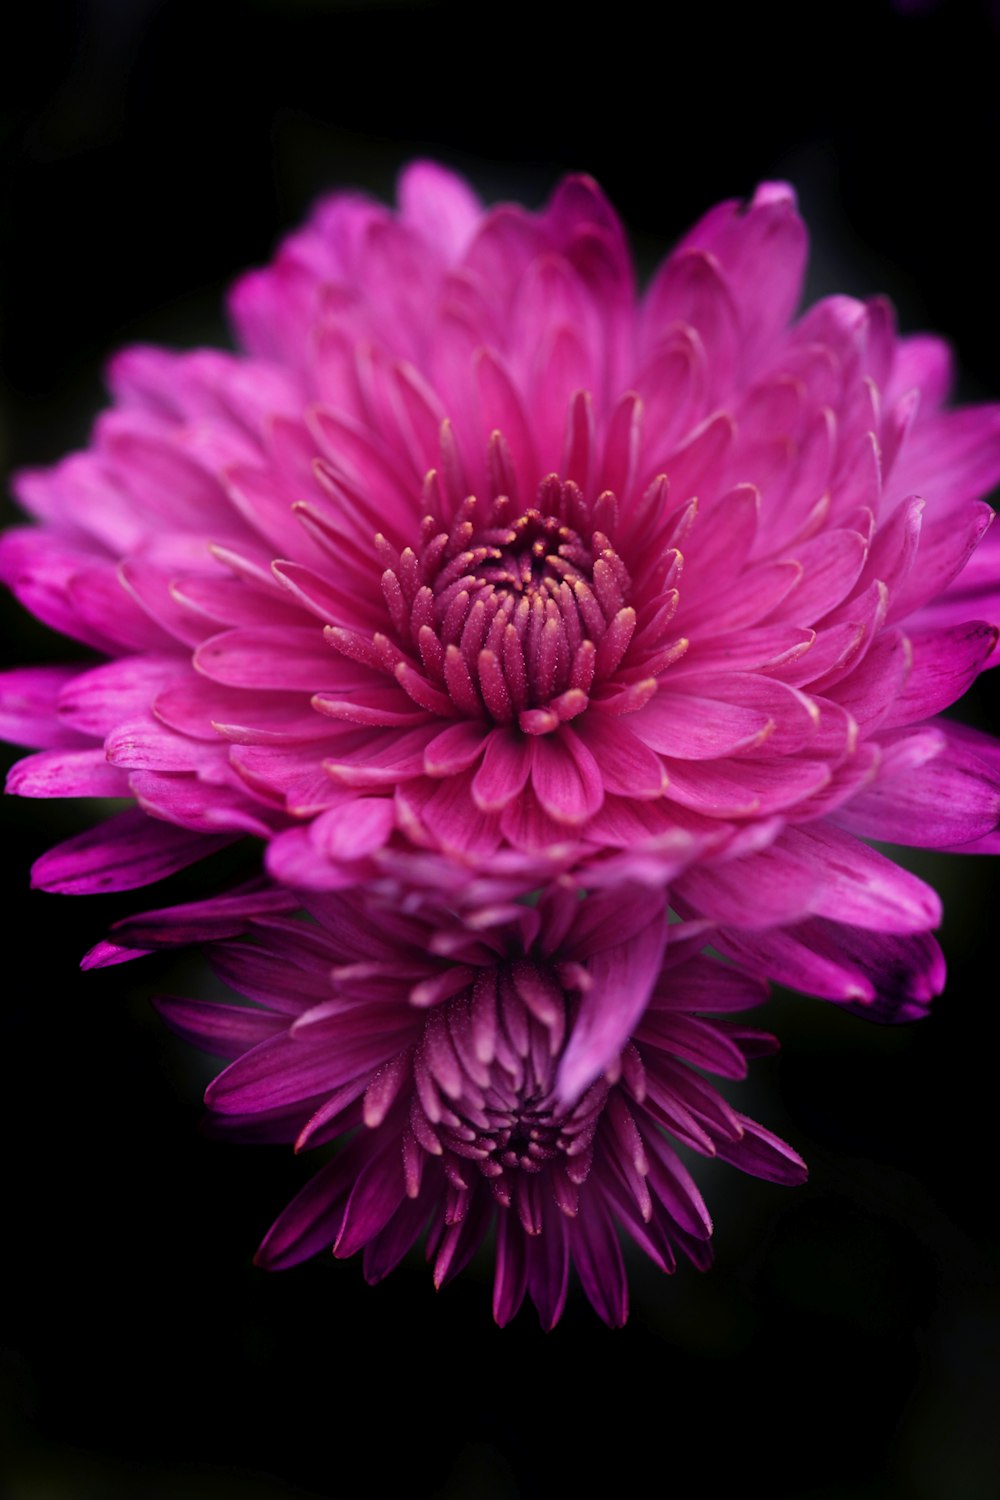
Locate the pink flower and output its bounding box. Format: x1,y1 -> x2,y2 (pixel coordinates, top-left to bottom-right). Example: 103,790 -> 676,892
2,163 -> 999,1010
140,881 -> 805,1328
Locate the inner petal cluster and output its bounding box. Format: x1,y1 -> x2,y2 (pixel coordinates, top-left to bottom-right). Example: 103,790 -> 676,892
401,959 -> 606,1228
378,477 -> 635,734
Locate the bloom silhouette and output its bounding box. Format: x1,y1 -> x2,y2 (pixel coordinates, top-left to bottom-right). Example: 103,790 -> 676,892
143,882 -> 804,1327
5,163 -> 999,1326
2,164 -> 999,1008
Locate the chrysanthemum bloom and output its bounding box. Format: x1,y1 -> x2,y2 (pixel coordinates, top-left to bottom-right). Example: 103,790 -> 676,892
2,164 -> 999,1008
139,881 -> 805,1327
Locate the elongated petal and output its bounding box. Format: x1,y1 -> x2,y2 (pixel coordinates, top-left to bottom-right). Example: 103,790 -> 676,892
556,908 -> 667,1101
530,728 -> 604,825
0,665 -> 90,748
31,809 -> 232,894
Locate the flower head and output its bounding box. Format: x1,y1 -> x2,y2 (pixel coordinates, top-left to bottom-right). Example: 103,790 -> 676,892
3,163 -> 1000,1025
3,164 -> 998,917
6,165 -> 997,1326
146,882 -> 804,1327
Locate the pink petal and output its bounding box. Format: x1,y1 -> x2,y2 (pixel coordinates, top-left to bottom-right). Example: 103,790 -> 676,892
570,1200 -> 628,1328
154,996 -> 287,1058
882,622 -> 998,727
397,160 -> 482,257
194,626 -> 340,690
556,907 -> 667,1101
631,691 -> 772,760
31,808 -> 232,894
334,1131 -> 407,1259
716,918 -> 945,1021
530,728 -> 604,825
310,798 -> 396,862
781,823 -> 942,932
423,721 -> 489,779
715,1117 -> 808,1185
0,665 -> 89,748
7,748 -> 129,798
471,727 -> 533,812
58,656 -> 185,738
255,1149 -> 358,1270
573,712 -> 667,799
836,731 -> 1000,847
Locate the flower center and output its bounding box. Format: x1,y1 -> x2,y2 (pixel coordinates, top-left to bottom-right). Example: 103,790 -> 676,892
379,476 -> 637,731
407,960 -> 605,1220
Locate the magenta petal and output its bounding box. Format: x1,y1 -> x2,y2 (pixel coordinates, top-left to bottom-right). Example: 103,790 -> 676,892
195,627 -> 340,690
323,724 -> 441,787
889,404 -> 1000,514
716,918 -> 945,1022
492,1209 -> 529,1327
255,1148 -> 360,1270
675,843 -> 821,928
573,712 -> 667,799
423,721 -> 488,778
207,1018 -> 408,1113
398,160 -> 481,256
643,248 -> 740,392
71,564 -> 178,652
570,1201 -> 628,1328
30,809 -> 232,894
265,827 -> 360,891
774,529 -> 868,620
471,726 -> 532,811
835,734 -> 1000,847
110,881 -> 298,948
119,558 -> 210,648
177,683 -> 335,744
825,630 -> 911,736
679,557 -> 800,633
130,769 -> 279,837
636,1013 -> 749,1081
80,939 -> 153,969
208,945 -> 336,1014
154,995 -> 287,1058
0,665 -> 89,748
530,728 -> 604,825
526,1205 -> 570,1332
362,1183 -> 436,1284
882,622 -> 999,726
405,771 -> 503,855
661,755 -> 832,817
498,784 -> 579,854
654,952 -> 768,1013
310,798 -> 396,862
334,1130 -> 407,1259
682,820 -> 941,934
783,823 -> 942,933
7,748 -> 129,799
631,690 -> 772,760
642,1131 -> 713,1239
102,426 -> 230,529
1,533 -> 157,653
914,518 -> 1000,660
684,181 -> 807,367
715,1117 -> 808,1185
57,655 -> 186,738
105,718 -> 219,773
556,908 -> 667,1101
888,499 -> 992,622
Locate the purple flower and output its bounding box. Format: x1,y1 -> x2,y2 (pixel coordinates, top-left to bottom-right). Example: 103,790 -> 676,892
2,163 -> 999,1011
141,882 -> 804,1327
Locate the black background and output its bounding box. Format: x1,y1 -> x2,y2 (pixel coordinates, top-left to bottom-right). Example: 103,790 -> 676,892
2,2 -> 1000,1496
